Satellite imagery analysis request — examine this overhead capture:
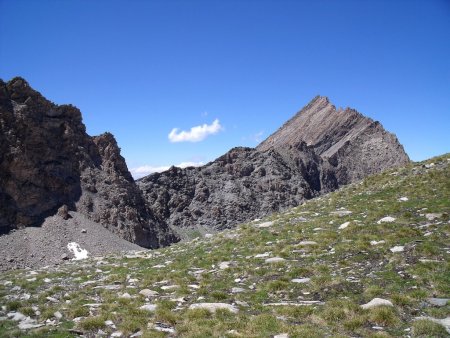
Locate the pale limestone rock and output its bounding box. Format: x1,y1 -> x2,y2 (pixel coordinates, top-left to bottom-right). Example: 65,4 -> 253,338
361,298 -> 393,309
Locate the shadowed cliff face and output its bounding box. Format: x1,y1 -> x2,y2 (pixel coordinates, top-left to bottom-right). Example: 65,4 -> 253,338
0,77 -> 177,248
138,96 -> 409,238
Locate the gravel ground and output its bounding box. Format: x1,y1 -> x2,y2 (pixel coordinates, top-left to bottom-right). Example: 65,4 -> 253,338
0,212 -> 143,272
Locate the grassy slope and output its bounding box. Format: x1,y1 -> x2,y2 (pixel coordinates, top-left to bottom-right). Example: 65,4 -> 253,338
0,154 -> 449,337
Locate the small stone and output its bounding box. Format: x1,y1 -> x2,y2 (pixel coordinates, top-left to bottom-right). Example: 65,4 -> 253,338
139,304 -> 157,312
188,284 -> 200,289
274,334 -> 289,338
361,298 -> 393,309
54,311 -> 63,319
390,246 -> 404,253
427,298 -> 449,307
398,197 -> 409,202
105,320 -> 116,328
296,241 -> 318,246
254,252 -> 271,258
60,253 -> 69,260
338,221 -> 350,230
46,296 -> 58,303
265,257 -> 285,263
291,278 -> 311,284
189,303 -> 239,314
7,312 -> 27,321
231,287 -> 245,293
57,204 -> 70,220
219,261 -> 230,270
18,317 -> 44,330
377,216 -> 396,224
425,213 -> 442,221
139,289 -> 158,297
160,285 -> 179,291
110,332 -> 123,337
370,240 -> 385,246
153,323 -> 175,333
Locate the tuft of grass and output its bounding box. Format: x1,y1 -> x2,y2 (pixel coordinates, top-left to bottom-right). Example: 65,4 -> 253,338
412,319 -> 448,337
6,300 -> 22,311
368,306 -> 399,327
79,316 -> 106,331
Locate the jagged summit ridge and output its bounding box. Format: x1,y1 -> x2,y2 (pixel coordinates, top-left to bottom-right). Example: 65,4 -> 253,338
257,96 -> 410,184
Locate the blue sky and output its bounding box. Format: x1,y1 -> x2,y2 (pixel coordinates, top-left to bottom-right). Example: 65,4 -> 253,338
1,0 -> 449,178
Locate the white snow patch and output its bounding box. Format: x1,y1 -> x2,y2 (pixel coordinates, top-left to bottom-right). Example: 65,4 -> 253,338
67,242 -> 89,260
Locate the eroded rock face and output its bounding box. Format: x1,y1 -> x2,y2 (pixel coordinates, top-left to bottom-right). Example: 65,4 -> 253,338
0,77 -> 177,248
139,96 -> 409,237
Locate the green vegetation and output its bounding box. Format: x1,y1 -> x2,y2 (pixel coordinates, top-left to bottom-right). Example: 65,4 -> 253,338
0,154 -> 449,337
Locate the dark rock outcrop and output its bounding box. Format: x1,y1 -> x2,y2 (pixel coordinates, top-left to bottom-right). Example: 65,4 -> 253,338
138,96 -> 409,237
138,143 -> 338,235
0,77 -> 177,248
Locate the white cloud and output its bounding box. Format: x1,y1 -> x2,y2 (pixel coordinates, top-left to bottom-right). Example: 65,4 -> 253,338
130,161 -> 204,179
168,119 -> 223,143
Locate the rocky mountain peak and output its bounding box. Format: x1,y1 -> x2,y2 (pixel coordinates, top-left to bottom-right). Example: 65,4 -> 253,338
257,96 -> 409,184
139,96 -> 409,238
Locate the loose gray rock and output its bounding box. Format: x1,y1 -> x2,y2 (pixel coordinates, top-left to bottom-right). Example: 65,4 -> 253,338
139,289 -> 159,298
361,298 -> 394,309
265,257 -> 285,263
426,298 -> 449,307
291,278 -> 311,284
189,303 -> 239,314
139,304 -> 157,312
57,205 -> 70,220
